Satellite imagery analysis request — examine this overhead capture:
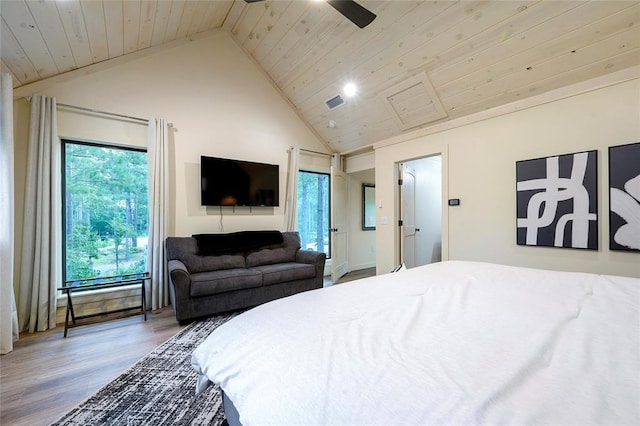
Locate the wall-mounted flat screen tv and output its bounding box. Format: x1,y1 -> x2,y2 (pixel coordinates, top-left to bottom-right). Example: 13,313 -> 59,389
201,155 -> 279,207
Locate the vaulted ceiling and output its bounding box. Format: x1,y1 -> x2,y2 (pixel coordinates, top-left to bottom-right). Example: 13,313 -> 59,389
2,0 -> 639,153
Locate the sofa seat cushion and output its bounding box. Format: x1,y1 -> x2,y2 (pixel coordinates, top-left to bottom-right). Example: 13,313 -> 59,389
190,269 -> 262,297
250,263 -> 316,286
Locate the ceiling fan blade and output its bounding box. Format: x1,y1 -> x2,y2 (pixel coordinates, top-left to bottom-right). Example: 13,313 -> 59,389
327,1 -> 376,29
243,0 -> 376,29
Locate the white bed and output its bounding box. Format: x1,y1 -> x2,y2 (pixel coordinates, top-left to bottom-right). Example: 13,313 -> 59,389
191,261 -> 640,425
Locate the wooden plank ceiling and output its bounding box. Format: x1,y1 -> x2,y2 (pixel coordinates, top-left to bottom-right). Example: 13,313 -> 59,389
2,0 -> 639,153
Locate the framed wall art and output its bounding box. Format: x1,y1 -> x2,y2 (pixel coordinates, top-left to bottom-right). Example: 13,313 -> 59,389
362,183 -> 376,231
608,142 -> 640,252
516,150 -> 598,250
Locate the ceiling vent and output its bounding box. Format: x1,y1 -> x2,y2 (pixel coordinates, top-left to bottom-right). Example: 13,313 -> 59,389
325,94 -> 346,110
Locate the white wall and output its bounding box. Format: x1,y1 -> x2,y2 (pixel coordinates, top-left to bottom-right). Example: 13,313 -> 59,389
348,169 -> 376,271
374,77 -> 640,278
15,30 -> 329,239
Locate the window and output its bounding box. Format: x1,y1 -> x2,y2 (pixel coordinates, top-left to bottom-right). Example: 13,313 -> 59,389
62,140 -> 148,282
297,170 -> 330,257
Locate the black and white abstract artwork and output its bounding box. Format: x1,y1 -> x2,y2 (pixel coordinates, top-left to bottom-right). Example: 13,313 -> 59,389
609,142 -> 640,252
516,150 -> 598,250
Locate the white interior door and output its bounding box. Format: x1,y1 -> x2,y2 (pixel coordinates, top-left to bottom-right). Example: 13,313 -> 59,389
416,156 -> 442,265
401,164 -> 417,268
330,166 -> 349,282
400,156 -> 443,268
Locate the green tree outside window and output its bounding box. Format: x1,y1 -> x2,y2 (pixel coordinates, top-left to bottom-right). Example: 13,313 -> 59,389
63,141 -> 148,281
297,171 -> 330,257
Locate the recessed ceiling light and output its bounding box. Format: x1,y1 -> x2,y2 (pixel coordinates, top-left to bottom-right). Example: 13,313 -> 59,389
343,82 -> 357,97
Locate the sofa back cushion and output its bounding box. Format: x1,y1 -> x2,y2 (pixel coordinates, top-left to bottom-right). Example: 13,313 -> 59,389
246,232 -> 301,267
166,237 -> 245,273
193,231 -> 283,255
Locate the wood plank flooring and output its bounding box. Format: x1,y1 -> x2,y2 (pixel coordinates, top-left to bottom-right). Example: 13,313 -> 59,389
1,269 -> 375,426
0,307 -> 185,426
328,267 -> 376,285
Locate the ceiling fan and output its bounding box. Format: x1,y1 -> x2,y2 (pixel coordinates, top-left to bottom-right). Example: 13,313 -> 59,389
244,0 -> 377,29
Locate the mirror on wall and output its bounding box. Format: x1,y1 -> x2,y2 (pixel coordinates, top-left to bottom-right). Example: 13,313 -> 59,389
362,183 -> 376,230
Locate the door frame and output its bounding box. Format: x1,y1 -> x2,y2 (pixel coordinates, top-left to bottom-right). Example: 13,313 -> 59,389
396,152 -> 447,268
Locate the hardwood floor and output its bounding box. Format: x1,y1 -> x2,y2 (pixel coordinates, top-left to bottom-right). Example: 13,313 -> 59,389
1,271 -> 376,425
0,307 -> 185,426
325,267 -> 376,286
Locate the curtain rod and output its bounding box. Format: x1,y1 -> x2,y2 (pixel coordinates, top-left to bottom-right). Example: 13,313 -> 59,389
57,102 -> 148,124
57,102 -> 173,127
298,147 -> 334,158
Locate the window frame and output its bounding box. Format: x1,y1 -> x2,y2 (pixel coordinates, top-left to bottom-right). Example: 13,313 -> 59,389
61,138 -> 148,284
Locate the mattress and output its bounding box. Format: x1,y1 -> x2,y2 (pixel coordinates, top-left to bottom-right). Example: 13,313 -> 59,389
191,261 -> 640,425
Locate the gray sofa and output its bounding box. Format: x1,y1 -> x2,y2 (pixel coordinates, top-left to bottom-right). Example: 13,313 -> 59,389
165,231 -> 326,322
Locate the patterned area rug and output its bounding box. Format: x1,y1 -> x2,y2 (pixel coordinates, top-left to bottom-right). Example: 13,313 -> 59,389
51,312 -> 240,425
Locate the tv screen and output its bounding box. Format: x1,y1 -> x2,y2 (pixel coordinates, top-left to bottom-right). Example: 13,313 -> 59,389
200,156 -> 279,207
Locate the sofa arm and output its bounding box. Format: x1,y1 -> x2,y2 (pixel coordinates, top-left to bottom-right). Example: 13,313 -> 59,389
296,249 -> 325,265
168,260 -> 191,315
168,259 -> 190,286
296,250 -> 327,281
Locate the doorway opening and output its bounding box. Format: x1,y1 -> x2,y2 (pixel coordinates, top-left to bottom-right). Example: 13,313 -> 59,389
297,170 -> 330,257
398,155 -> 442,269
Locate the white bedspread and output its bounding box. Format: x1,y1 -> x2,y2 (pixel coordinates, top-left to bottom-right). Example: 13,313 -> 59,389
191,261 -> 640,425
